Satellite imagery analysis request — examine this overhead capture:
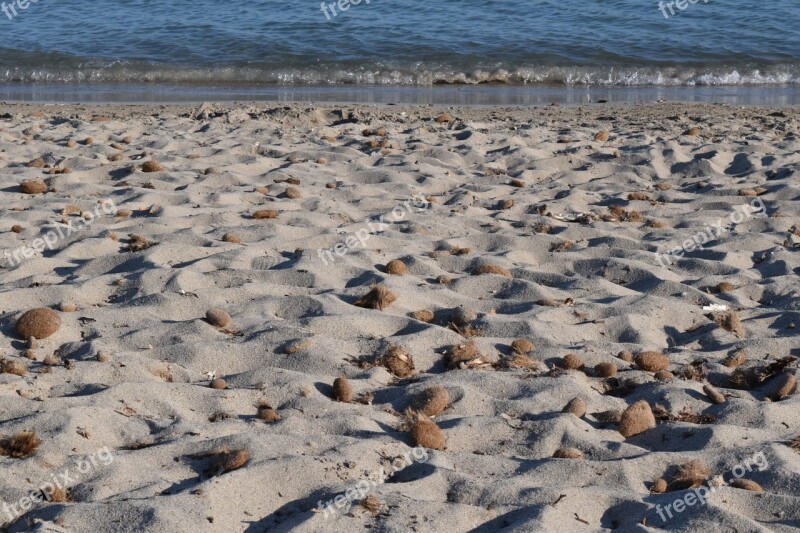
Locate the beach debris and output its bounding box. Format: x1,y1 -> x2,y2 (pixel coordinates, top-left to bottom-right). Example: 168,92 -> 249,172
205,308 -> 232,328
563,397 -> 586,418
471,264 -> 512,278
765,372 -> 797,401
723,350 -> 747,368
332,377 -> 352,402
618,400 -> 656,437
511,339 -> 534,354
359,495 -> 383,515
702,303 -> 728,313
209,448 -> 250,475
124,234 -> 155,252
410,385 -> 449,417
595,131 -> 609,142
19,179 -> 47,194
0,431 -> 41,459
447,339 -> 488,369
409,412 -> 445,450
1,360 -> 28,376
553,447 -> 584,459
594,362 -> 618,377
650,479 -> 668,494
252,209 -> 278,219
141,160 -> 164,172
669,460 -> 710,490
730,479 -> 763,492
209,378 -> 227,390
256,401 -> 280,422
634,351 -> 669,372
715,311 -> 745,337
381,345 -> 416,378
716,282 -> 735,293
410,310 -> 434,322
354,284 -> 396,310
385,259 -> 407,275
16,308 -> 61,339
703,384 -> 726,404
559,353 -> 584,370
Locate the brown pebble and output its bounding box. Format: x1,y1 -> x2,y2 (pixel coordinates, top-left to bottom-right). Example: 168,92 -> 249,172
333,377 -> 352,402
634,351 -> 669,372
19,179 -> 48,195
703,384 -> 726,404
222,233 -> 242,243
410,413 -> 445,449
716,281 -> 735,292
434,114 -> 453,123
66,139 -> 77,148
594,362 -> 618,377
553,447 -> 584,459
141,160 -> 164,173
560,353 -> 584,370
730,479 -> 763,492
205,308 -> 231,328
410,385 -> 449,417
285,186 -> 302,199
42,353 -> 60,366
27,336 -> 37,349
684,127 -> 700,136
507,339 -> 532,356
209,378 -> 227,389
58,302 -> 77,313
766,372 -> 796,401
410,310 -> 434,322
563,397 -> 586,418
594,131 -> 609,142
252,209 -> 278,220
256,402 -> 280,422
84,137 -> 94,145
654,370 -> 674,380
11,224 -> 23,233
723,350 -> 747,368
618,400 -> 656,438
385,259 -> 407,275
96,350 -> 112,363
618,350 -> 634,362
16,308 -> 61,339
325,181 -> 338,189
651,479 -> 668,493
509,179 -> 525,188
1,360 -> 28,376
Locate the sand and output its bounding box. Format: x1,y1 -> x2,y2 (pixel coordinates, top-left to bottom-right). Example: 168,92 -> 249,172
0,101 -> 798,532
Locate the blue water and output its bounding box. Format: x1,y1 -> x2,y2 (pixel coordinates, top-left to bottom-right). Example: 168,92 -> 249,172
0,0 -> 798,87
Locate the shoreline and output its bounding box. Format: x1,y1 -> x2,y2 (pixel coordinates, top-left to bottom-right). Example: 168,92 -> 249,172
1,84 -> 799,106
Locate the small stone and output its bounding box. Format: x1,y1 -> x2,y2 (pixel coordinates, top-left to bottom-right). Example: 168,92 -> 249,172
210,378 -> 227,390
205,308 -> 231,328
618,400 -> 656,438
563,397 -> 586,418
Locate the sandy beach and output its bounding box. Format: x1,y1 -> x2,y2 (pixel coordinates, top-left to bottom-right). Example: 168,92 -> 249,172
0,101 -> 798,532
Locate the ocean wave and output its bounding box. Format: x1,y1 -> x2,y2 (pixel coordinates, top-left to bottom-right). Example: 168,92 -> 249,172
1,63 -> 798,87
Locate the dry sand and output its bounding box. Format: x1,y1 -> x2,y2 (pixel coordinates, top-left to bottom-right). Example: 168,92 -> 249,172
0,102 -> 798,532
